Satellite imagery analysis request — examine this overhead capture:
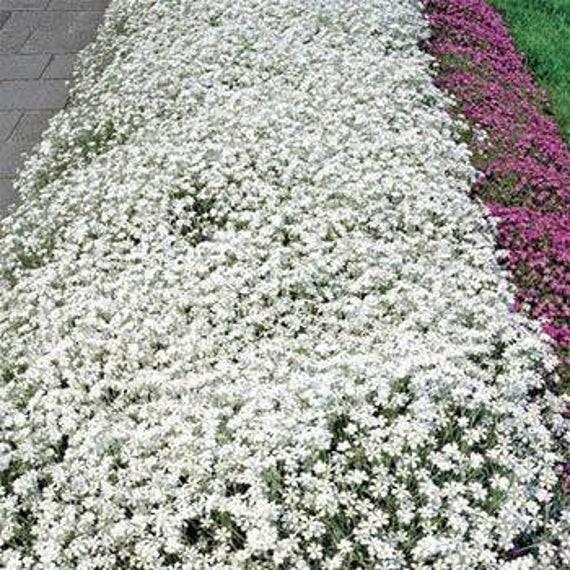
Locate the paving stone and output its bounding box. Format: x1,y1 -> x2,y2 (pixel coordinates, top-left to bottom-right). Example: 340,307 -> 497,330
9,110 -> 54,143
30,10 -> 103,31
0,1 -> 49,10
1,10 -> 101,54
21,10 -> 103,54
42,53 -> 74,79
0,12 -> 34,54
0,110 -> 21,140
0,79 -> 67,110
0,53 -> 49,79
48,0 -> 110,10
0,140 -> 34,175
3,10 -> 67,34
23,29 -> 98,54
0,0 -> 109,217
0,177 -> 19,216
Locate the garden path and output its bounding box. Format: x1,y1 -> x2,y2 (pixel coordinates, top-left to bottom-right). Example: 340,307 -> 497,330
0,0 -> 110,218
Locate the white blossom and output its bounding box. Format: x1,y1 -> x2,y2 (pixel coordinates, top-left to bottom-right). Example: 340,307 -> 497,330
0,0 -> 566,568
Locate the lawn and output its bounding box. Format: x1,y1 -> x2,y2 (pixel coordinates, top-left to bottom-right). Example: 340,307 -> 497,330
488,0 -> 570,139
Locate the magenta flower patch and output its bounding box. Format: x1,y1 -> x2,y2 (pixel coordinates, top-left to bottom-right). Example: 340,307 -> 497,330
423,0 -> 570,374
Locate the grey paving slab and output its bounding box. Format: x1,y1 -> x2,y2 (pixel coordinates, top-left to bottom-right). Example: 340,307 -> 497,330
9,110 -> 54,143
0,178 -> 19,212
0,0 -> 109,218
42,53 -> 74,78
0,1 -> 49,10
0,53 -> 49,79
21,11 -> 103,54
0,79 -> 67,110
0,140 -> 33,175
23,28 -> 100,54
0,110 -> 20,140
49,0 -> 110,10
0,11 -> 102,54
24,10 -> 103,32
0,13 -> 34,54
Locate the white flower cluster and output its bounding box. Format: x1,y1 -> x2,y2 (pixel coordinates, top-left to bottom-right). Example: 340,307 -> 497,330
0,1 -> 567,568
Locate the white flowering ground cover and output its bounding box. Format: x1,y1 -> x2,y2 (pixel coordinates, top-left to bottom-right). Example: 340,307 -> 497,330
0,0 -> 568,568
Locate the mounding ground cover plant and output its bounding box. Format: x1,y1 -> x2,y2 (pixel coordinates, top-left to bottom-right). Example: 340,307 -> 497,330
0,1 -> 568,568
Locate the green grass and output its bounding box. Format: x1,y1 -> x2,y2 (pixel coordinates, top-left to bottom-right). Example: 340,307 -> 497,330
488,0 -> 570,140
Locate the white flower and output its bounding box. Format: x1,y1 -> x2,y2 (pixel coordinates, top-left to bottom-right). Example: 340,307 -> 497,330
0,0 -> 565,568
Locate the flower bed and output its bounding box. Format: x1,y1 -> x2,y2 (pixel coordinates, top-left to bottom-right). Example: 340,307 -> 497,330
422,0 -> 570,378
0,1 -> 567,568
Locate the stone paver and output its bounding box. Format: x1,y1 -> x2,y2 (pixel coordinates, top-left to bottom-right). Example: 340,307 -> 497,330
0,0 -> 110,219
0,139 -> 32,176
0,79 -> 68,110
10,110 -> 54,143
42,53 -> 74,79
0,177 -> 17,210
0,54 -> 50,79
0,1 -> 50,10
49,0 -> 110,10
0,15 -> 33,54
21,11 -> 104,54
0,110 -> 20,139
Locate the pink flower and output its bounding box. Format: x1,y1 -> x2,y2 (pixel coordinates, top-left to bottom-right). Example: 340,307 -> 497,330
422,0 -> 570,356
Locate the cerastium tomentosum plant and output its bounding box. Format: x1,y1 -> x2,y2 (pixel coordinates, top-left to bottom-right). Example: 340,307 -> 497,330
0,1 -> 567,568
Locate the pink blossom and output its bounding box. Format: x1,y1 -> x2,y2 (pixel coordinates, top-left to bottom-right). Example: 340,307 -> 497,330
423,0 -> 570,362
